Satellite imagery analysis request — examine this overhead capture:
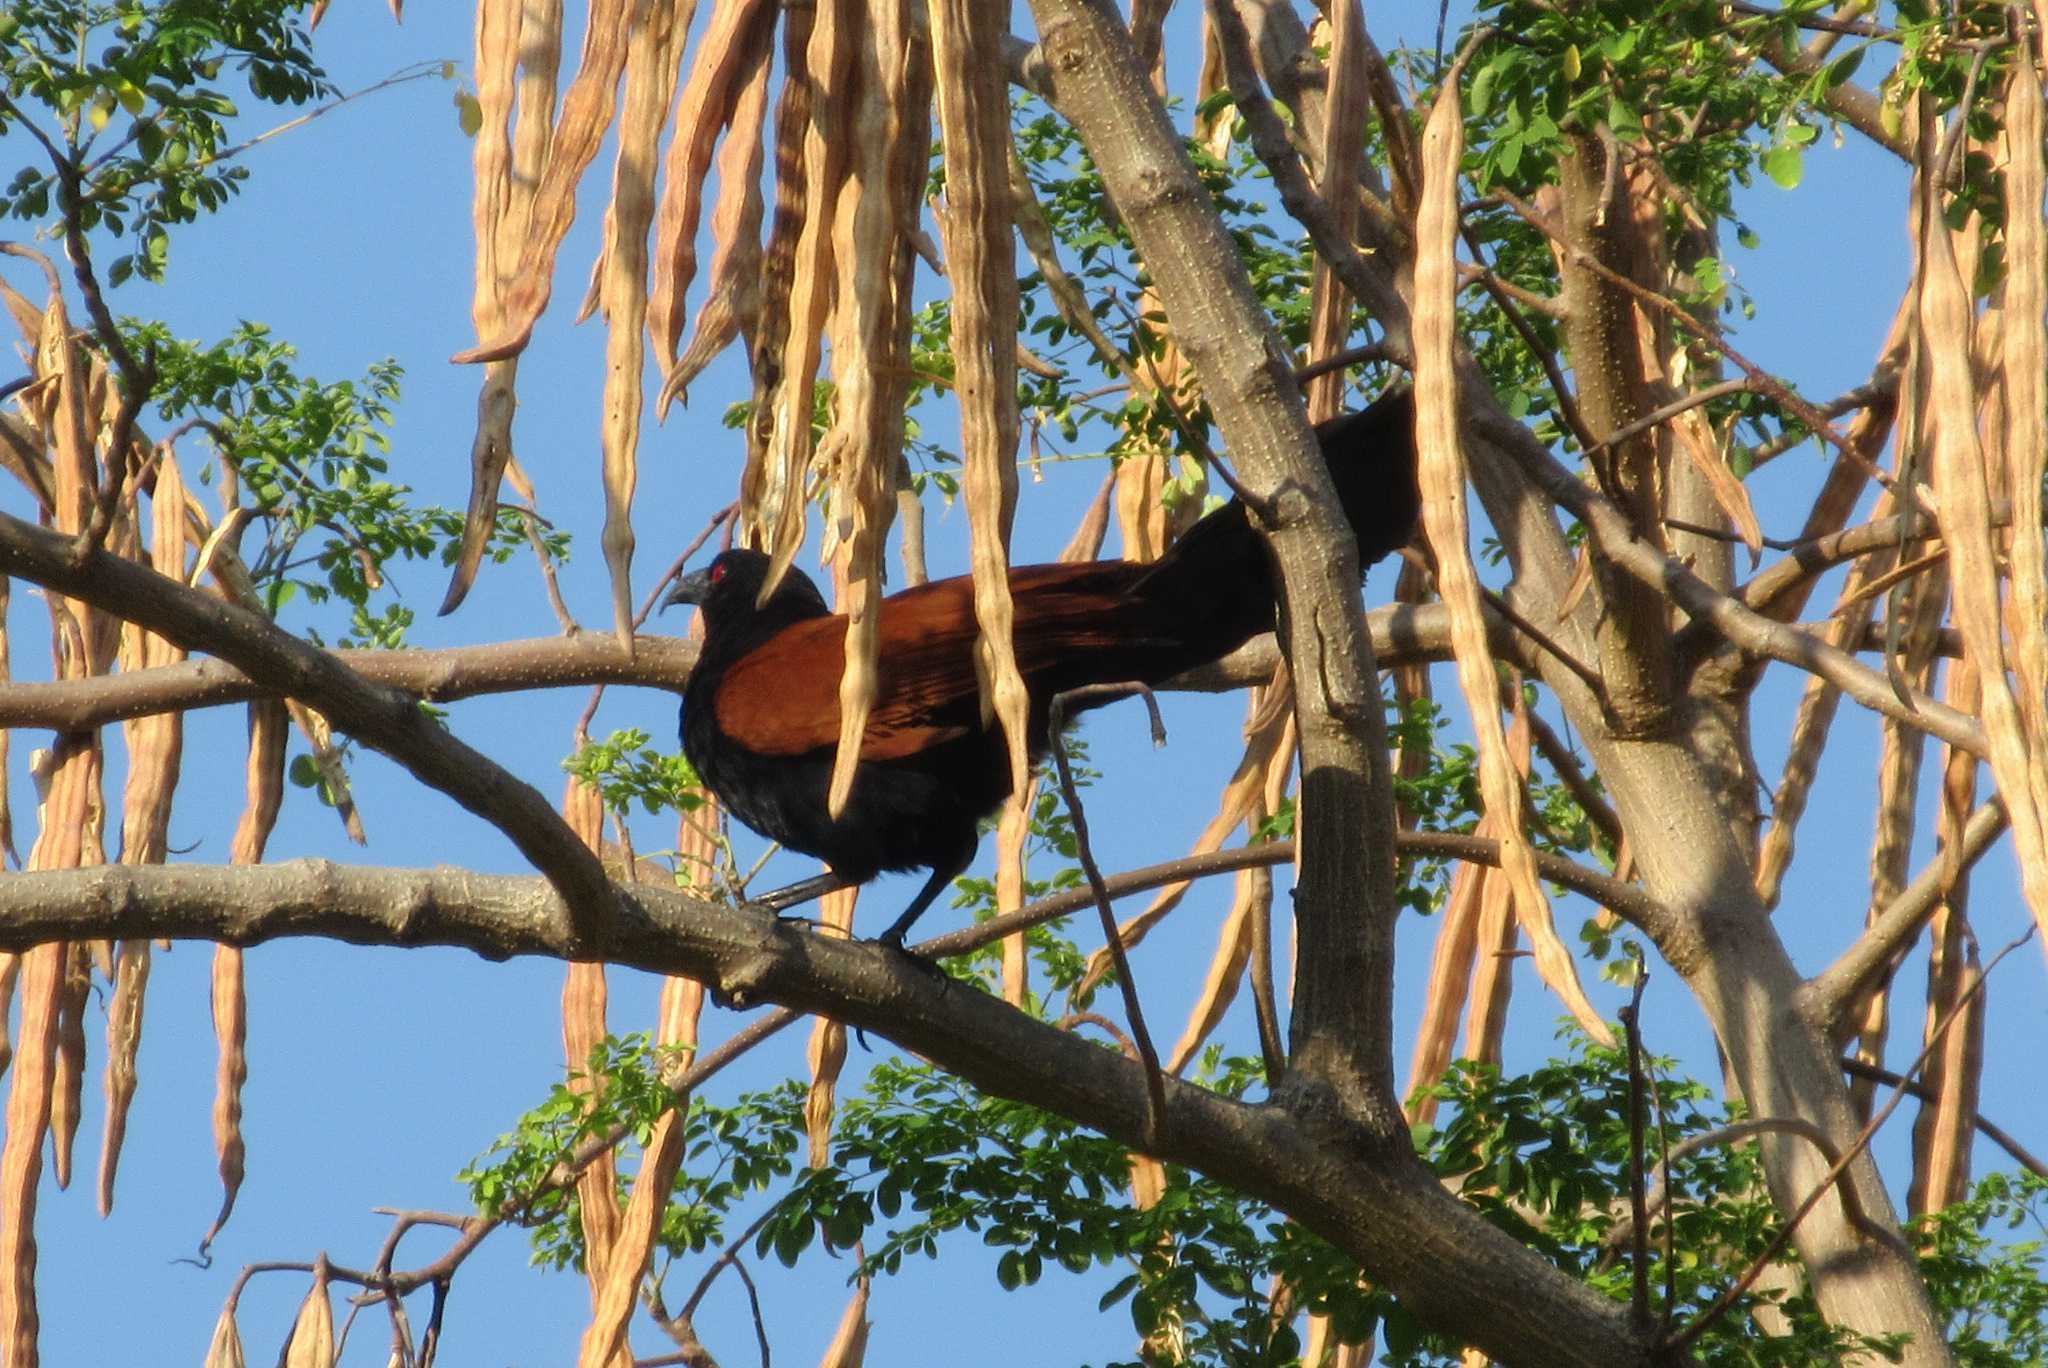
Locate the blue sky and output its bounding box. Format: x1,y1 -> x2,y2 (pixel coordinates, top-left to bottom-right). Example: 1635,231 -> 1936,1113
7,1 -> 2042,1365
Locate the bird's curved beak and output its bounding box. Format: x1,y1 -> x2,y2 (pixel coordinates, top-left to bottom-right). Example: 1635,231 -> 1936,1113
662,567 -> 715,612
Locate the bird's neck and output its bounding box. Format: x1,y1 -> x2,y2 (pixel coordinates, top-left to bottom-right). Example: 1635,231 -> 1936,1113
696,593 -> 832,673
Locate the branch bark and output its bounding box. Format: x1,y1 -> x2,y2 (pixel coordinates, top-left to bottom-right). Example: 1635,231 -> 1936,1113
0,859 -> 1664,1368
1028,0 -> 1398,1109
0,510 -> 618,952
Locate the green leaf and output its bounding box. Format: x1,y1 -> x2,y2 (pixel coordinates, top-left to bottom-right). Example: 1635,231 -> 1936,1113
1826,47 -> 1866,88
1761,142 -> 1804,189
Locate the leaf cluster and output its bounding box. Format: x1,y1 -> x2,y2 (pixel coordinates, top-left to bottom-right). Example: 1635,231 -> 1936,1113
0,0 -> 335,284
140,320 -> 550,643
493,1031 -> 2048,1365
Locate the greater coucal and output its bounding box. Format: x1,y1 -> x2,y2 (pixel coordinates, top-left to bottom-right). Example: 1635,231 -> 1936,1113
665,388 -> 1418,945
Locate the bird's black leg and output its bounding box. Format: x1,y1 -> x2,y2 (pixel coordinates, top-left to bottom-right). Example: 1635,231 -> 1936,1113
875,847 -> 974,951
749,870 -> 853,917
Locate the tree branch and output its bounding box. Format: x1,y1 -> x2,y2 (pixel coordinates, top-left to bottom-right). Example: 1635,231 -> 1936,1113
1029,0 -> 1399,1108
0,858 -> 1660,1368
0,599 -> 1488,735
0,509 -> 618,951
1479,418 -> 1988,760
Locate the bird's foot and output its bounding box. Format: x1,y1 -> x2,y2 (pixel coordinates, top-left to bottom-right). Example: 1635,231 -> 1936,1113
873,931 -> 955,987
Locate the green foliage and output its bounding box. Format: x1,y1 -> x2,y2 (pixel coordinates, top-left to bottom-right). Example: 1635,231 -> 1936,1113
1915,1170 -> 2048,1367
499,1033 -> 2047,1364
460,1035 -> 804,1273
141,320 -> 553,641
564,728 -> 707,820
0,0 -> 335,284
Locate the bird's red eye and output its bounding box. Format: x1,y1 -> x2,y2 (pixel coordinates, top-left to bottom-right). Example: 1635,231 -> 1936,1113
709,561 -> 727,584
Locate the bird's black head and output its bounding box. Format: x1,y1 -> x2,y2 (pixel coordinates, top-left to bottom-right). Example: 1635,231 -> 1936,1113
662,548 -> 830,634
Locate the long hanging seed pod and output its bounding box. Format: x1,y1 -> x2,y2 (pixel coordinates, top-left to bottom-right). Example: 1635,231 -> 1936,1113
280,1264 -> 335,1368
597,0 -> 696,648
1405,828 -> 1490,1125
1415,66 -> 1610,1045
1405,694 -> 1533,1118
659,7 -> 775,414
442,0 -> 537,614
929,0 -> 1031,797
1847,563 -> 1947,1117
1999,58 -> 2048,812
445,0 -> 565,611
197,698 -> 286,1260
49,807 -> 98,1190
997,471 -> 1114,1003
815,1275 -> 873,1368
561,777 -> 623,1294
1302,0 -> 1366,425
647,0 -> 778,381
804,894 -> 857,1168
577,1073 -> 687,1368
454,0 -> 643,364
1462,700 -> 1533,1067
823,0 -> 926,817
1,280 -> 108,1367
99,448 -> 191,1213
807,554 -> 874,1152
0,574 -> 13,869
1909,655 -> 1983,1216
738,0 -> 818,545
1754,490 -> 1900,907
1918,95 -> 2048,956
757,0 -> 856,602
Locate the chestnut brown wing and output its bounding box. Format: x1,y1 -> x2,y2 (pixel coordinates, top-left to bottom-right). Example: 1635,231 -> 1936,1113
712,562 -> 1154,760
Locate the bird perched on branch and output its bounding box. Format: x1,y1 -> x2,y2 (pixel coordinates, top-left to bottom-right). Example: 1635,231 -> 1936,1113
664,387 -> 1419,947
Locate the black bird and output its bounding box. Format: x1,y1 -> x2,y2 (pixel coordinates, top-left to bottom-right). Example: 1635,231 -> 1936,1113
664,388 -> 1418,946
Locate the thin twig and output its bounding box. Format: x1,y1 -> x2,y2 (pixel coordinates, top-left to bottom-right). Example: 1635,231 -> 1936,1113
1458,219 -> 1599,455
515,506 -> 579,635
1049,682 -> 1169,1150
1292,342 -> 1396,388
1838,1057 -> 2048,1180
1612,1117 -> 1904,1264
1479,584 -> 1606,697
916,825 -> 1675,961
728,1256 -> 771,1368
1585,378 -> 1757,456
677,1196 -> 795,1321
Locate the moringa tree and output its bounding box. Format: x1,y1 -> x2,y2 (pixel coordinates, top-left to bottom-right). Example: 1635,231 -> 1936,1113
0,0 -> 2043,1364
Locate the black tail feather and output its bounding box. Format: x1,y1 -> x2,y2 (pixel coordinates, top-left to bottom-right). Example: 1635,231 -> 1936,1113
1130,386 -> 1418,666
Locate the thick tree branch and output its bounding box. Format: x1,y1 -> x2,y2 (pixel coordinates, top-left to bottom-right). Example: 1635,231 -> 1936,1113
1028,0 -> 1399,1108
0,509 -> 618,950
0,604 -> 1478,732
0,634 -> 698,731
1481,422 -> 1988,759
0,859 -> 1662,1368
